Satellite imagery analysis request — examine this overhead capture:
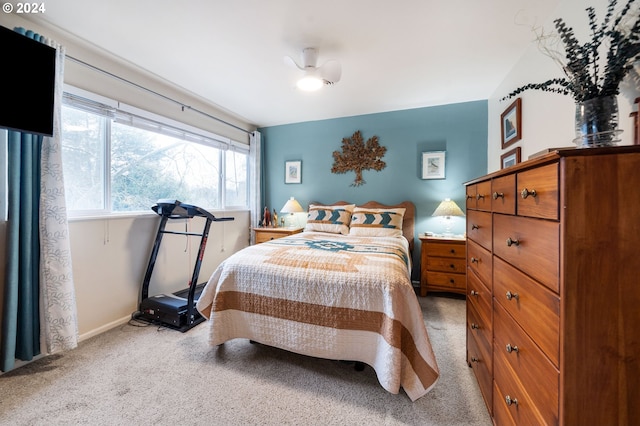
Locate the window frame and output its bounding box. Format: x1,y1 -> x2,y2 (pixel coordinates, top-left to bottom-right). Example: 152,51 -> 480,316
62,85 -> 249,219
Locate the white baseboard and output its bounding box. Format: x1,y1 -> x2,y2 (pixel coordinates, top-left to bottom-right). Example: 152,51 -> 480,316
78,315 -> 131,342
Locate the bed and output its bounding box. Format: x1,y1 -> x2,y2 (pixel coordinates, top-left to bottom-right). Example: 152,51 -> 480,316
196,200 -> 439,401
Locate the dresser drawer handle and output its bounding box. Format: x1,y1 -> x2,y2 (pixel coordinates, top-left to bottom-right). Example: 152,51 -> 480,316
506,291 -> 519,301
505,395 -> 519,407
476,193 -> 485,200
466,194 -> 473,200
470,257 -> 479,264
470,357 -> 479,363
520,188 -> 537,199
471,224 -> 479,230
506,343 -> 519,353
471,323 -> 480,330
506,237 -> 520,247
492,191 -> 504,199
470,290 -> 479,296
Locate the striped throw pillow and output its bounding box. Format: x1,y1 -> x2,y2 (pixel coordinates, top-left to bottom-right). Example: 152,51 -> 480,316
349,207 -> 406,237
304,204 -> 355,235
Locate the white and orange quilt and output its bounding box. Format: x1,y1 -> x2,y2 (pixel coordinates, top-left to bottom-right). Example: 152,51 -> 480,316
196,231 -> 439,401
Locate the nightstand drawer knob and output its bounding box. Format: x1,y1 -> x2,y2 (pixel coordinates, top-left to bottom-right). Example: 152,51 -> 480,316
506,291 -> 519,301
470,290 -> 479,296
506,237 -> 520,247
470,257 -> 479,264
470,357 -> 479,363
520,188 -> 537,199
471,323 -> 480,330
493,191 -> 504,199
506,343 -> 519,353
505,395 -> 518,407
471,224 -> 479,230
476,194 -> 485,200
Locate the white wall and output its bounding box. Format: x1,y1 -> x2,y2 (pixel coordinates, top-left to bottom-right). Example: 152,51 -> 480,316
488,0 -> 639,172
70,211 -> 249,339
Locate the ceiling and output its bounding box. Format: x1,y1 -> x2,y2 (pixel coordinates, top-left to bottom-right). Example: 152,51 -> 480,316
33,0 -> 562,128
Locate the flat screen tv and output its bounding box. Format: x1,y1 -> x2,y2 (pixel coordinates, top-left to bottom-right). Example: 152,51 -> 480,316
0,25 -> 56,137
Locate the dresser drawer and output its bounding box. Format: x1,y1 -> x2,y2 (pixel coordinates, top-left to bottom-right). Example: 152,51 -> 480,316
475,180 -> 492,212
492,380 -> 517,426
467,301 -> 492,369
467,330 -> 493,413
466,184 -> 477,210
467,269 -> 492,331
494,257 -> 560,366
492,173 -> 516,215
425,241 -> 465,258
254,228 -> 303,244
426,257 -> 466,274
467,239 -> 492,287
494,302 -> 559,425
517,162 -> 559,220
493,214 -> 559,293
466,210 -> 492,251
255,231 -> 283,243
426,271 -> 466,292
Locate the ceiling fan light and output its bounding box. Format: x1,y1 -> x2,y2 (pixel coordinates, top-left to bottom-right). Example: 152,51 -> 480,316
297,75 -> 323,91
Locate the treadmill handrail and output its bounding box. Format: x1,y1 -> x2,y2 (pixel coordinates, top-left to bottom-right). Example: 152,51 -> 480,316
152,199 -> 234,222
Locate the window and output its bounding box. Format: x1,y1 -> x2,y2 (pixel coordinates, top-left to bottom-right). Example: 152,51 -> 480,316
60,88 -> 248,215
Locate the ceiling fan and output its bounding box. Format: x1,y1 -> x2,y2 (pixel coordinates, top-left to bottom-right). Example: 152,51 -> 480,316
284,47 -> 342,91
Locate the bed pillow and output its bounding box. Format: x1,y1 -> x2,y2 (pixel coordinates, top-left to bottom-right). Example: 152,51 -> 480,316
349,207 -> 406,237
304,204 -> 355,235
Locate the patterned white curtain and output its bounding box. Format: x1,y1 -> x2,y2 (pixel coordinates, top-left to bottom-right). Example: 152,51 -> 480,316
38,38 -> 78,354
249,131 -> 262,245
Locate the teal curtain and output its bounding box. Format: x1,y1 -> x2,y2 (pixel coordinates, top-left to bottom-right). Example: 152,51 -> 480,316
1,131 -> 42,371
1,27 -> 46,372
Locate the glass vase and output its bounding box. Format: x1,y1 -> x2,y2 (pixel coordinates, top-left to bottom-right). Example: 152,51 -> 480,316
574,95 -> 622,148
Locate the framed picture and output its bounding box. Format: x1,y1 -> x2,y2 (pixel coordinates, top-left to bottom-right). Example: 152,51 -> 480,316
501,97 -> 522,149
501,147 -> 521,169
421,151 -> 446,179
285,160 -> 302,184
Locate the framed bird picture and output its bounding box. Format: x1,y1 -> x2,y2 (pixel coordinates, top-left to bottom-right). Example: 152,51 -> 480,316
422,151 -> 446,179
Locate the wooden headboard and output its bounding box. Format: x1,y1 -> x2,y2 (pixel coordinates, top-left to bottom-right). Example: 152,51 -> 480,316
308,200 -> 416,253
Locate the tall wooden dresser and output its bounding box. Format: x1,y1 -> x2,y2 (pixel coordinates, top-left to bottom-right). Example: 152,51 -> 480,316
465,146 -> 640,425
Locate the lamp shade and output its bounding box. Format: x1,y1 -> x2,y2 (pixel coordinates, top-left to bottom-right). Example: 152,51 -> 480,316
280,197 -> 304,214
432,198 -> 465,218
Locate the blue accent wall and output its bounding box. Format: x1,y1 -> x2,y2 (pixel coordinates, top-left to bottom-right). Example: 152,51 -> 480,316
259,100 -> 488,280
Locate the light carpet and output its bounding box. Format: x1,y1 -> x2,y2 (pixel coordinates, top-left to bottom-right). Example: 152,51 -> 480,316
0,294 -> 491,425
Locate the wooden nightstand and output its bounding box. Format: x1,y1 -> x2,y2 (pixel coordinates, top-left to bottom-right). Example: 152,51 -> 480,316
419,235 -> 466,297
253,227 -> 303,244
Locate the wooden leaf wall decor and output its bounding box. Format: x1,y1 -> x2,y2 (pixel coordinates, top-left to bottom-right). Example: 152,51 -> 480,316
331,130 -> 387,186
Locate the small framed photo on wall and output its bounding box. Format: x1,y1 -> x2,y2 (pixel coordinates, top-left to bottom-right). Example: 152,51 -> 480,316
285,160 -> 302,184
501,147 -> 521,169
501,97 -> 522,149
422,151 -> 446,179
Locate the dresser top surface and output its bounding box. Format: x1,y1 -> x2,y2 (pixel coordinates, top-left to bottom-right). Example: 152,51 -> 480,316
465,145 -> 640,185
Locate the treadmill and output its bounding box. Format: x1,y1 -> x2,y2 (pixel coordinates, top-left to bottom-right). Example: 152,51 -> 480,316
137,199 -> 234,332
